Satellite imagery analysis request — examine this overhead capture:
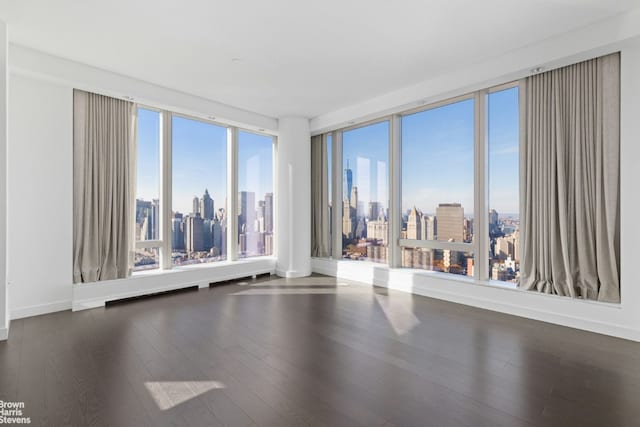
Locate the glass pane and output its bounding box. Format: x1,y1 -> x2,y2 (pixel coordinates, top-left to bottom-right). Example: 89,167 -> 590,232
401,248 -> 474,276
238,131 -> 274,258
134,108 -> 161,272
401,99 -> 475,244
134,247 -> 159,272
172,116 -> 227,266
488,87 -> 520,284
342,121 -> 389,263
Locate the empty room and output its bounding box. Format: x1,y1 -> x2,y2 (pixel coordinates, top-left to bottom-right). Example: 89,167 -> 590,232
1,1 -> 640,426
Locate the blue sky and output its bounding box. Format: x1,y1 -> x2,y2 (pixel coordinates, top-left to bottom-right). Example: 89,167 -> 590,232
343,121 -> 389,212
138,86 -> 518,218
342,87 -> 519,216
136,110 -> 273,215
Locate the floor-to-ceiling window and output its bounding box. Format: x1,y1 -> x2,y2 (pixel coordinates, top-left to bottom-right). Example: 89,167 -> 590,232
400,98 -> 475,275
171,116 -> 228,266
133,108 -> 275,273
341,121 -> 389,263
134,108 -> 162,271
487,86 -> 520,284
238,131 -> 274,258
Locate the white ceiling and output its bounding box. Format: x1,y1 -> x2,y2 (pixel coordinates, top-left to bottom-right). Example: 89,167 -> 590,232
0,0 -> 637,119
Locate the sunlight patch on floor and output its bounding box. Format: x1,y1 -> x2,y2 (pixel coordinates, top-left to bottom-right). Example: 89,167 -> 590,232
374,293 -> 421,336
145,381 -> 225,410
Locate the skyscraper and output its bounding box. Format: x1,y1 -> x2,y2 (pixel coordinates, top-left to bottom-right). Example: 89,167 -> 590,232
192,196 -> 200,216
406,206 -> 422,240
344,159 -> 353,206
421,215 -> 436,240
238,191 -> 256,234
185,214 -> 204,252
264,192 -> 273,233
200,189 -> 214,220
436,203 -> 464,242
368,201 -> 382,220
172,212 -> 184,250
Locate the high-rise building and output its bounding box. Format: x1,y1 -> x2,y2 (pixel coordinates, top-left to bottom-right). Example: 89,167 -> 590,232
185,214 -> 204,252
368,201 -> 382,220
436,203 -> 464,242
200,189 -> 214,220
489,209 -> 499,226
421,215 -> 436,240
350,186 -> 358,211
257,200 -> 266,233
192,196 -> 200,216
211,217 -> 223,255
344,160 -> 353,206
202,219 -> 213,251
366,219 -> 388,245
172,212 -> 184,250
342,200 -> 355,239
238,191 -> 256,234
264,192 -> 274,233
140,199 -> 160,241
406,206 -> 422,240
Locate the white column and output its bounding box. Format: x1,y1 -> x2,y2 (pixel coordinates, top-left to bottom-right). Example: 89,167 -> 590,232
276,117 -> 311,277
0,21 -> 8,340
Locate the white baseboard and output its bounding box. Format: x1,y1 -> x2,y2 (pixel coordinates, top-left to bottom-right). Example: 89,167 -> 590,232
11,300 -> 72,320
0,326 -> 8,341
312,258 -> 640,342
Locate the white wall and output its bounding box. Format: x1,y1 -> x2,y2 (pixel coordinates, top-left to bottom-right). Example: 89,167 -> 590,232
7,74 -> 74,318
0,22 -> 8,340
311,42 -> 640,342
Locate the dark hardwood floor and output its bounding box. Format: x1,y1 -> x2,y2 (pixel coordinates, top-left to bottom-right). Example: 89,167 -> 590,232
1,274 -> 639,426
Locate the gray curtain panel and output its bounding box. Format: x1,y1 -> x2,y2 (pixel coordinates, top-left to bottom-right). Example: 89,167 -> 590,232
311,134 -> 331,257
522,52 -> 620,303
73,90 -> 137,283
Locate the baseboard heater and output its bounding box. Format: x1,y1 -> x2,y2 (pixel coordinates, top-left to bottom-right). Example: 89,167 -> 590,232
106,285 -> 199,306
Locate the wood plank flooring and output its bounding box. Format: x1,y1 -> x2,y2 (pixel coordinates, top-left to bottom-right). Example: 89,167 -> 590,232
1,274 -> 639,426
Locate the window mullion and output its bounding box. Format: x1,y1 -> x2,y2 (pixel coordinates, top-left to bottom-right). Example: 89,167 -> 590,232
331,131 -> 343,259
227,127 -> 239,261
389,114 -> 402,268
475,90 -> 489,281
159,110 -> 172,270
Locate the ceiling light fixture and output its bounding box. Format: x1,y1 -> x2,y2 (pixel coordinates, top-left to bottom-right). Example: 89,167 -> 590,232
123,95 -> 134,101
530,66 -> 545,74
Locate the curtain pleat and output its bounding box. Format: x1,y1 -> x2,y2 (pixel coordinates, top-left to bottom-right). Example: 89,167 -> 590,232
73,90 -> 137,283
311,134 -> 330,257
522,53 -> 620,302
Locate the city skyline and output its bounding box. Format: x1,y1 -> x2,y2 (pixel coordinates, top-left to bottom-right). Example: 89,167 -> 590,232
137,108 -> 274,216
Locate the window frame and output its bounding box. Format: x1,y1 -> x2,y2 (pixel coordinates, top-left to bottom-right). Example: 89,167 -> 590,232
133,107 -> 277,274
320,79 -> 525,284
134,105 -> 164,271
337,117 -> 392,263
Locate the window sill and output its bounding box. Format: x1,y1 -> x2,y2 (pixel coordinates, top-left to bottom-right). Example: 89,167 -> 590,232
131,256 -> 277,277
73,256 -> 277,311
311,257 -> 621,309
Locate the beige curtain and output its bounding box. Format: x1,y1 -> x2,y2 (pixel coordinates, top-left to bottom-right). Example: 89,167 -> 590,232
311,134 -> 331,257
522,53 -> 620,303
73,90 -> 137,283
